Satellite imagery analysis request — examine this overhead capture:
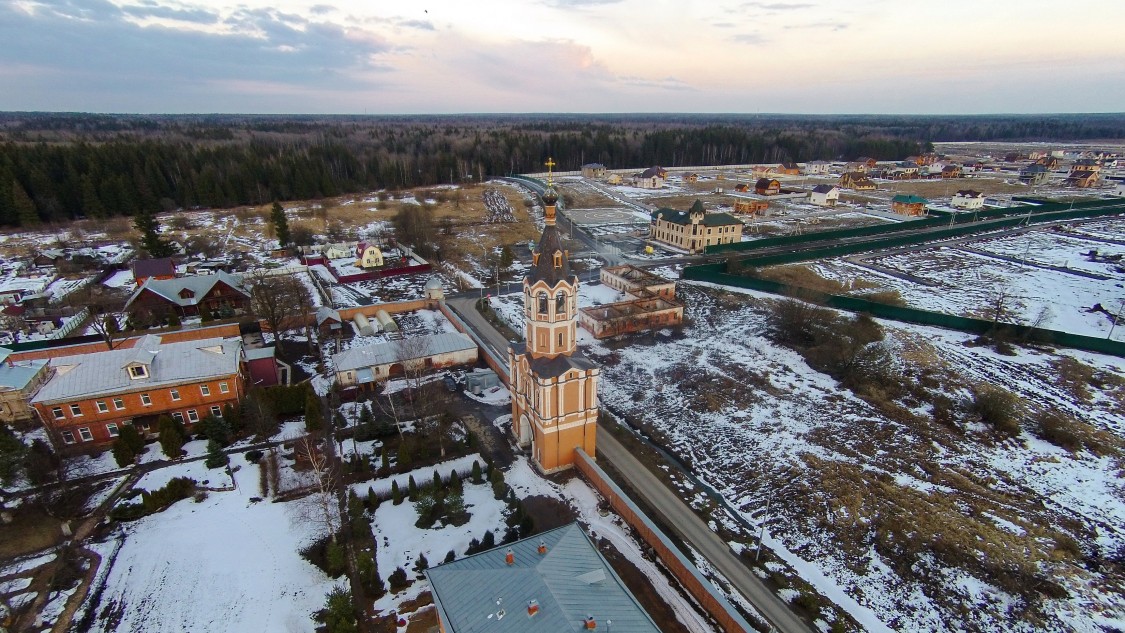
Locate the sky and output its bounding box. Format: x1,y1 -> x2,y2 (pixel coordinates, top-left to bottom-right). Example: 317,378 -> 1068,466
1,0 -> 1124,115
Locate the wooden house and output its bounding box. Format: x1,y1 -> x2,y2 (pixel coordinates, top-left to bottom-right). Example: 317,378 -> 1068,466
776,163 -> 800,176
733,199 -> 769,214
838,172 -> 876,191
891,194 -> 928,216
755,178 -> 781,196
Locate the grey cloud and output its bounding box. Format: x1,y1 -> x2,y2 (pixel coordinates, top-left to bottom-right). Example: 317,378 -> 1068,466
616,75 -> 694,91
540,0 -> 624,7
309,4 -> 335,15
730,33 -> 768,45
784,21 -> 848,31
119,2 -> 220,24
395,19 -> 435,31
739,2 -> 815,9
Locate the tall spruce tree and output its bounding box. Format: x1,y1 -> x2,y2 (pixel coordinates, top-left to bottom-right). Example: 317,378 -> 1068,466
270,201 -> 291,246
134,209 -> 176,258
11,179 -> 39,227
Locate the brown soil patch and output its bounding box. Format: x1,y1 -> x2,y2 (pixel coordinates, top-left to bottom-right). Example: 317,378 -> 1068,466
0,507 -> 65,559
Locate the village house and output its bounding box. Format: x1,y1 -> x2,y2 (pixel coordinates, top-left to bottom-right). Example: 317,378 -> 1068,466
579,265 -> 683,339
733,199 -> 769,214
733,183 -> 751,193
580,163 -> 606,178
0,349 -> 50,424
1036,156 -> 1061,170
124,271 -> 250,319
891,194 -> 928,216
649,201 -> 744,254
941,164 -> 963,179
1020,164 -> 1050,185
1066,170 -> 1101,188
323,243 -> 352,260
803,160 -> 831,175
1070,159 -> 1102,175
776,162 -> 801,176
951,190 -> 985,210
426,523 -> 661,633
30,334 -> 245,449
630,167 -> 664,189
605,173 -> 623,185
838,172 -> 877,191
315,306 -> 343,338
809,184 -> 840,206
331,332 -> 478,390
244,346 -> 290,387
131,257 -> 176,287
355,242 -> 385,269
683,172 -> 699,183
755,178 -> 781,196
856,157 -> 878,169
844,161 -> 870,174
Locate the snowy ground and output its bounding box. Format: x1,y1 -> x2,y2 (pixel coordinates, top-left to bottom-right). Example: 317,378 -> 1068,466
83,453 -> 335,633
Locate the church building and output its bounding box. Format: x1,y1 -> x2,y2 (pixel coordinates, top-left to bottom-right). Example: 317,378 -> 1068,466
509,160 -> 600,473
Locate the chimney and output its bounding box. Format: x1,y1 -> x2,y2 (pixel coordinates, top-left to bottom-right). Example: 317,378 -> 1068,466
527,600 -> 539,617
585,616 -> 597,630
537,541 -> 548,555
504,548 -> 514,565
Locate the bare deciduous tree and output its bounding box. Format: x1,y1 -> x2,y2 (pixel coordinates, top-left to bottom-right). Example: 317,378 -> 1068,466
292,435 -> 341,542
244,270 -> 314,343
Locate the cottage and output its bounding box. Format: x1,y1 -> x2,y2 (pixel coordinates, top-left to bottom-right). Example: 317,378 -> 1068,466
124,271 -> 250,319
30,334 -> 244,448
684,172 -> 700,183
809,184 -> 840,206
315,306 -> 343,337
331,332 -> 478,390
891,194 -> 928,216
776,162 -> 801,176
1019,164 -> 1050,185
355,242 -> 384,269
605,173 -> 623,185
951,190 -> 985,210
580,163 -> 606,178
733,183 -> 751,193
649,201 -> 744,254
1066,170 -> 1101,188
1036,156 -> 1061,170
631,167 -> 664,189
941,165 -> 963,179
803,160 -> 831,175
323,243 -> 352,260
838,172 -> 877,191
755,178 -> 781,196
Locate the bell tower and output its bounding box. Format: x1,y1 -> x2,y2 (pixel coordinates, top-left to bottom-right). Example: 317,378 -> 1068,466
509,159 -> 600,473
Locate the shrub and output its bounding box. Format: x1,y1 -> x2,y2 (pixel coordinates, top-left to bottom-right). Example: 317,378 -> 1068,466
1053,357 -> 1095,402
204,438 -> 229,469
111,477 -> 196,521
1035,410 -> 1082,452
471,460 -> 483,484
388,567 -> 410,592
391,480 -> 403,505
157,415 -> 186,459
111,425 -> 146,467
326,540 -> 347,577
245,449 -> 264,463
971,384 -> 1022,436
315,584 -> 357,633
407,475 -> 418,499
413,553 -> 429,574
261,383 -> 314,416
444,550 -> 456,564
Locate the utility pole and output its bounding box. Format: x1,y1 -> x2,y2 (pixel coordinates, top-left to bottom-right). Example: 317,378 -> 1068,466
1108,298 -> 1125,339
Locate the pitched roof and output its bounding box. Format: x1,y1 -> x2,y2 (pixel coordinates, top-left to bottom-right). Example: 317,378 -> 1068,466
651,208 -> 742,227
125,271 -> 247,310
638,167 -> 663,178
332,332 -> 476,372
955,190 -> 984,198
132,257 -> 176,280
755,177 -> 779,189
425,523 -> 660,633
316,306 -> 342,325
0,349 -> 47,391
527,223 -> 575,287
31,335 -> 242,404
812,184 -> 838,194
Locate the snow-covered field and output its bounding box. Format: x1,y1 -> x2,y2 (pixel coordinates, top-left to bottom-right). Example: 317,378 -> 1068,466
84,454 -> 335,633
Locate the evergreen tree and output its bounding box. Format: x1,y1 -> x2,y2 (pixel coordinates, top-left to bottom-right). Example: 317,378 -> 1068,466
444,549 -> 456,564
380,447 -> 389,473
111,425 -> 146,467
204,438 -> 228,468
391,479 -> 403,505
157,415 -> 185,459
134,208 -> 176,258
481,530 -> 495,549
304,393 -> 323,433
316,585 -> 357,633
407,474 -> 418,500
471,460 -> 483,484
270,201 -> 291,246
11,179 -> 38,227
413,553 -> 429,574
432,471 -> 443,491
397,440 -> 412,470
223,403 -> 243,435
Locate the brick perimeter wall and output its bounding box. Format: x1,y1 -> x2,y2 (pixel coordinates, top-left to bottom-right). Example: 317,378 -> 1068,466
573,449 -> 754,633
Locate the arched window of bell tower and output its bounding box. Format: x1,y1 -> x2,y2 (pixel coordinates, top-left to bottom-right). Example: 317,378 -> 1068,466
555,291 -> 566,315
538,292 -> 548,314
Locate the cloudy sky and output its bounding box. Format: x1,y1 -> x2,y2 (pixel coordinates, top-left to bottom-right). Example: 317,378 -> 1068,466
2,0 -> 1123,114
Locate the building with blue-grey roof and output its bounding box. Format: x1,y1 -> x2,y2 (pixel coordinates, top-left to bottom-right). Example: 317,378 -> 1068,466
425,523 -> 661,633
0,348 -> 50,423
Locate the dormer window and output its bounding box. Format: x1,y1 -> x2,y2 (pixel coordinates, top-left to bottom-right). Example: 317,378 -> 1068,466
128,365 -> 148,379
179,288 -> 195,299
553,252 -> 562,268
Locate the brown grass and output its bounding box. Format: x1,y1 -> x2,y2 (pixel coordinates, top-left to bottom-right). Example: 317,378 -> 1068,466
0,507 -> 65,559
756,264 -> 878,295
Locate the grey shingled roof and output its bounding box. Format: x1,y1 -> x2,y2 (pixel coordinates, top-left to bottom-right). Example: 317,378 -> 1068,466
125,271 -> 247,310
31,335 -> 242,404
425,523 -> 660,633
528,224 -> 575,287
812,184 -> 837,194
332,332 -> 476,372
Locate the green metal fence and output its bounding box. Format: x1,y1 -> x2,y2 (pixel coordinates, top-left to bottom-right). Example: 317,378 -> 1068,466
682,263 -> 1125,357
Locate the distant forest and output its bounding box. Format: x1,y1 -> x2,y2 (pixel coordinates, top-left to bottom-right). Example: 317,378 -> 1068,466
1,112 -> 1123,228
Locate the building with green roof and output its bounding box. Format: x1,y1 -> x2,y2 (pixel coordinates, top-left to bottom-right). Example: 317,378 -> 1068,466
649,200 -> 744,254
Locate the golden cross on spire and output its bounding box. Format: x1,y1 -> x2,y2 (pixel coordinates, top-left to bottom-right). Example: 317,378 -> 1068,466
545,157 -> 556,186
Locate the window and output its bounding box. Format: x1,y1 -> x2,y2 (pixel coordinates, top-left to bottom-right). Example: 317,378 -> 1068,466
538,293 -> 548,314
61,430 -> 75,444
172,412 -> 184,423
70,404 -> 83,417
96,401 -> 109,413
200,385 -> 210,397
187,409 -> 199,423
211,405 -> 223,418
128,365 -> 148,379
78,427 -> 93,442
141,393 -> 152,406
170,389 -> 180,401
558,332 -> 564,347
106,423 -> 119,437
113,398 -> 125,410
555,292 -> 566,314
219,382 -> 229,394
52,406 -> 64,420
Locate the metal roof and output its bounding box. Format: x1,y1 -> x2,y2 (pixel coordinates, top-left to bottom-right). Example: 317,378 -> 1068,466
332,332 -> 476,372
425,523 -> 660,633
125,271 -> 247,309
31,335 -> 242,404
0,349 -> 47,391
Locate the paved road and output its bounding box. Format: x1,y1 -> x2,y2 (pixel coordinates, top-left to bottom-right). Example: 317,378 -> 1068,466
597,428 -> 811,633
